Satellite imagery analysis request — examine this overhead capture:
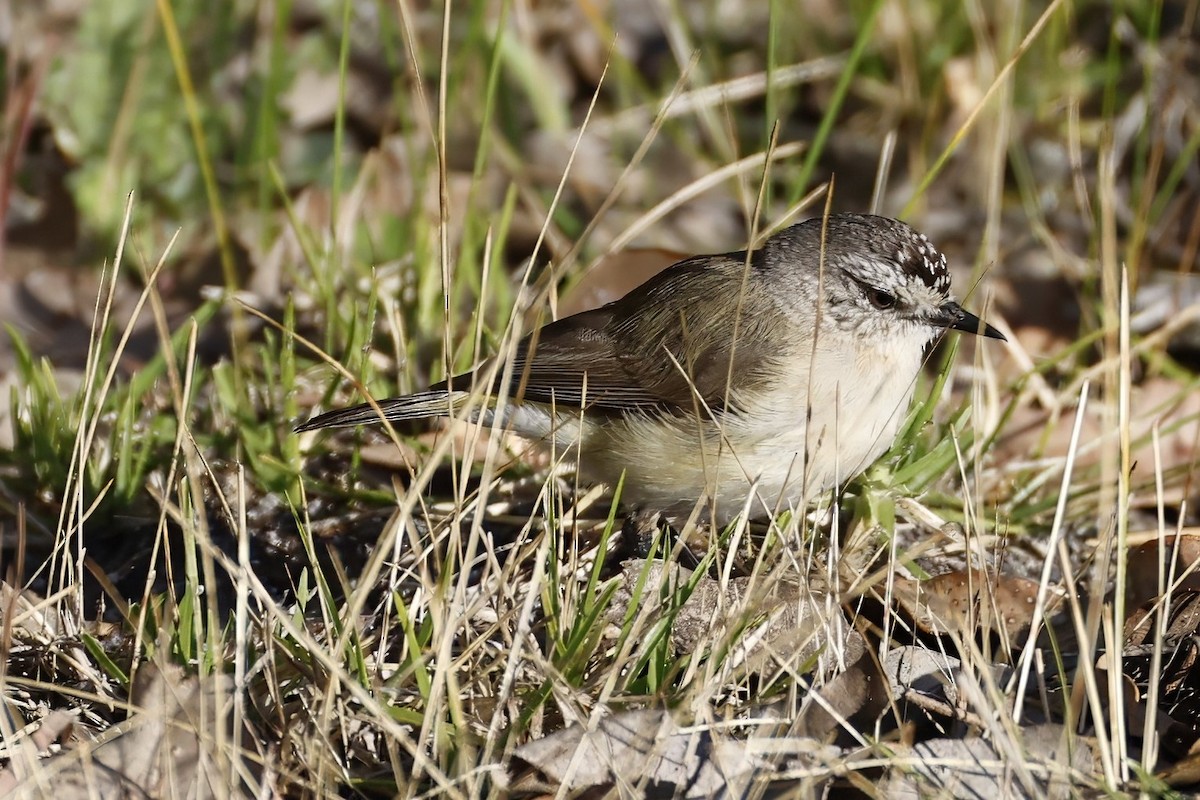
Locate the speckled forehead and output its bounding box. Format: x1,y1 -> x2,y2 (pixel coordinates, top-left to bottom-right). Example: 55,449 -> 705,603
844,228 -> 951,295
894,232 -> 951,294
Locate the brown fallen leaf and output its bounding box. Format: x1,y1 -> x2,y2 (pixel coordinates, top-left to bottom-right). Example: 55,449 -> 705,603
1120,590 -> 1200,759
892,568 -> 1067,648
1126,533 -> 1200,609
1159,748 -> 1200,789
792,651 -> 886,742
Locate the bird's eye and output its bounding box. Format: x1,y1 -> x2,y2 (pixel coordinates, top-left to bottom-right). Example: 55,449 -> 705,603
867,288 -> 896,310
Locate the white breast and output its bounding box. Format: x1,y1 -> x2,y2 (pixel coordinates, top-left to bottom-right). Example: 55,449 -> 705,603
497,335 -> 924,525
555,335 -> 925,525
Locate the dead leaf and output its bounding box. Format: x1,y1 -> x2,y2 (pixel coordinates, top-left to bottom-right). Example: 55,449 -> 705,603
792,651 -> 886,741
0,709 -> 80,794
884,646 -> 976,709
2,662 -> 263,799
880,725 -> 1097,798
29,709 -> 76,753
892,568 -> 1066,647
1120,590 -> 1200,759
1159,749 -> 1200,789
505,708 -> 764,797
1127,533 -> 1200,608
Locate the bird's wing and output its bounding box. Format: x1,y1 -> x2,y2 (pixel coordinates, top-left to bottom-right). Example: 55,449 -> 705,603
297,253 -> 787,431
494,253 -> 785,415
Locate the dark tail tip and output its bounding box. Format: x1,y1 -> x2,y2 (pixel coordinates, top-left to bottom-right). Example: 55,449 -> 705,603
294,391 -> 460,433
293,404 -> 378,432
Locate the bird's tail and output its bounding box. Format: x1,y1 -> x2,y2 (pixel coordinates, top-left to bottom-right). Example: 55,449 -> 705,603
295,390 -> 476,432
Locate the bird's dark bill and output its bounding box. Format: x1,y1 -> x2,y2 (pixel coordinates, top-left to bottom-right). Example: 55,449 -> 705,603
936,302 -> 1006,341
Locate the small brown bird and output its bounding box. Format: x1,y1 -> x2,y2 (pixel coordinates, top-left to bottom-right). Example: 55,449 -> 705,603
298,214 -> 1004,524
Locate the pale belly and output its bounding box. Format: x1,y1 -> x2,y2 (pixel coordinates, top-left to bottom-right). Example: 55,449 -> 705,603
548,342 -> 923,525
